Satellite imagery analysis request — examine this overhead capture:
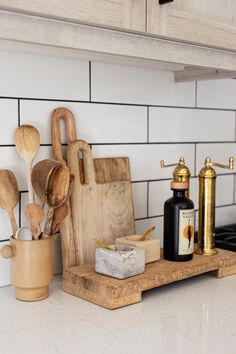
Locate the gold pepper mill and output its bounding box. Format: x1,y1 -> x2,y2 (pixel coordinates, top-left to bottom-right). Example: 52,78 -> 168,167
160,157 -> 191,197
195,156 -> 234,256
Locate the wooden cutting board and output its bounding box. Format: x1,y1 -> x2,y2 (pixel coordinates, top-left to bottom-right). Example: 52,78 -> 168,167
68,139 -> 135,265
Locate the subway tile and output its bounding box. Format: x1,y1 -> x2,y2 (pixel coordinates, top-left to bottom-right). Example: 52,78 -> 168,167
0,99 -> 18,144
0,241 -> 11,286
132,182 -> 147,219
92,144 -> 195,182
4,145 -> 53,191
0,51 -> 89,100
215,205 -> 236,227
197,79 -> 236,109
92,62 -> 195,106
0,206 -> 19,241
20,101 -> 147,144
148,180 -> 170,217
196,143 -> 236,176
149,107 -> 235,142
135,217 -> 163,246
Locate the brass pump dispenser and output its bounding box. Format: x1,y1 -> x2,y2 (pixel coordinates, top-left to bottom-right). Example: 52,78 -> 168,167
160,157 -> 190,197
195,156 -> 234,256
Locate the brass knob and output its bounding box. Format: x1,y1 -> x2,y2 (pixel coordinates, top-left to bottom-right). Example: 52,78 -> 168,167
160,157 -> 185,168
0,244 -> 14,259
205,156 -> 235,170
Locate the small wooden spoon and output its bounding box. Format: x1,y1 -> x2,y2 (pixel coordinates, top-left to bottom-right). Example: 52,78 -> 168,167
15,125 -> 40,204
51,202 -> 68,235
0,170 -> 19,235
25,203 -> 45,240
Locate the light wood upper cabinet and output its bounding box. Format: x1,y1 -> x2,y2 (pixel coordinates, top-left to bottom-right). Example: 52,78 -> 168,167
147,0 -> 236,51
0,0 -> 146,32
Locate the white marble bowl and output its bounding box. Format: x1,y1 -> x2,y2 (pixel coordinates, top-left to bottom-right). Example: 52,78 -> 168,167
95,244 -> 145,279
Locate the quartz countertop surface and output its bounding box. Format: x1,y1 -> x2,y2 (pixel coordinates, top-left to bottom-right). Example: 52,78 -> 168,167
1,274 -> 236,354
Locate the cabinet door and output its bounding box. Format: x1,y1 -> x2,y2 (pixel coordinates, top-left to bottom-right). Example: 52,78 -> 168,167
147,0 -> 236,51
0,0 -> 146,32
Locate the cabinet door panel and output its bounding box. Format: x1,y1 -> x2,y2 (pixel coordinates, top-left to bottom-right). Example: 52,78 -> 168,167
0,0 -> 146,32
147,0 -> 236,51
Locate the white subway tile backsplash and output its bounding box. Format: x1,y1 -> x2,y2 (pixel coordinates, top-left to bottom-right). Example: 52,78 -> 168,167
0,99 -> 18,144
0,207 -> 19,241
0,241 -> 11,286
197,79 -> 236,109
0,51 -> 89,100
149,180 -> 170,217
20,101 -> 147,144
0,53 -> 236,287
196,143 -> 236,176
92,62 -> 195,106
92,144 -> 195,181
135,217 -> 163,246
132,182 -> 147,219
215,205 -> 236,227
149,108 -> 235,142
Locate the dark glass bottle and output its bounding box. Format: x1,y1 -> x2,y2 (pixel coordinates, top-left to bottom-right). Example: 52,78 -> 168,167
164,181 -> 194,261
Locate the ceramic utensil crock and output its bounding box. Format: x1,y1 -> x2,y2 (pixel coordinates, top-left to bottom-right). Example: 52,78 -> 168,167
0,237 -> 53,301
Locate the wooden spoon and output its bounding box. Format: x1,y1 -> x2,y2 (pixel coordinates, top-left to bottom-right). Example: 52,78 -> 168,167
51,202 -> 68,235
0,170 -> 19,235
24,203 -> 45,240
15,125 -> 40,204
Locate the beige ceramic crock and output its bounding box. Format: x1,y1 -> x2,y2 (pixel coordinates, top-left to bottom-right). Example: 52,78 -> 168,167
0,237 -> 53,301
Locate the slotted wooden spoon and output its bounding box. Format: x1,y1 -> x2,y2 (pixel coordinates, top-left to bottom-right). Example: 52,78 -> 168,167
15,125 -> 40,204
0,170 -> 19,236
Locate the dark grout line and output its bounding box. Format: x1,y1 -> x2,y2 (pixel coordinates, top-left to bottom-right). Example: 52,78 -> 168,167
135,215 -> 163,221
147,106 -> 149,143
19,192 -> 22,228
89,61 -> 92,102
147,181 -> 149,218
1,95 -> 236,111
194,143 -> 197,176
17,99 -> 20,126
195,81 -> 197,108
0,239 -> 10,243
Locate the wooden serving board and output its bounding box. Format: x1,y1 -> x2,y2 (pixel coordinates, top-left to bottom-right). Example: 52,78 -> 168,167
67,140 -> 135,266
63,248 -> 236,309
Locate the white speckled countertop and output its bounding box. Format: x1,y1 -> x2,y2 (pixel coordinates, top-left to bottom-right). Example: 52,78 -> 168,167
1,274 -> 236,354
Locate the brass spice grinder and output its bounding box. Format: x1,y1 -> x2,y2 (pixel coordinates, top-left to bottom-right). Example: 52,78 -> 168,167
160,157 -> 190,197
195,156 -> 234,256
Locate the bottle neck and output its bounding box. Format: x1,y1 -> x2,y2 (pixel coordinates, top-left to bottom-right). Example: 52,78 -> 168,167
173,189 -> 186,198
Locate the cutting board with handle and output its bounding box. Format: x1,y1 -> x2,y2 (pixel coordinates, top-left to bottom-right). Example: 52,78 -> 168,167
51,108 -> 135,267
68,139 -> 135,265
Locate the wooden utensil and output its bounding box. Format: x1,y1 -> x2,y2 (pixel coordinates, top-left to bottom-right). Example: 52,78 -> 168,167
0,170 -> 19,235
138,226 -> 156,241
31,159 -> 70,237
68,139 -> 135,265
95,239 -> 113,251
51,202 -> 68,235
51,107 -> 77,268
15,125 -> 40,204
24,203 -> 45,240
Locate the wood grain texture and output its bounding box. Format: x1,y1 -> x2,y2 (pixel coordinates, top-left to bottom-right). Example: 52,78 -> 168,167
1,11 -> 236,72
0,0 -> 146,32
147,0 -> 236,51
63,248 -> 236,309
67,140 -> 135,266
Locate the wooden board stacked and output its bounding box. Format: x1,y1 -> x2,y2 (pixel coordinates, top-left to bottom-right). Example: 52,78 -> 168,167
63,248 -> 236,309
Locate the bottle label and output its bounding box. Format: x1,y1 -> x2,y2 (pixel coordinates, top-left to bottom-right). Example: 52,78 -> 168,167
178,209 -> 194,255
